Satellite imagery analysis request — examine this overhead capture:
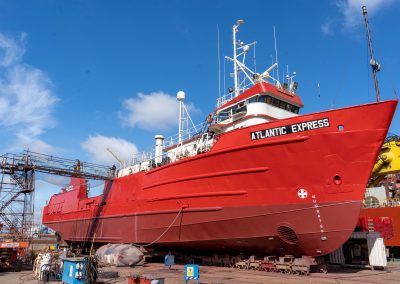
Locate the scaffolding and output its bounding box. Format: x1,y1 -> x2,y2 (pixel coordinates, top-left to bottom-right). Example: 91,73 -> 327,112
0,150 -> 114,240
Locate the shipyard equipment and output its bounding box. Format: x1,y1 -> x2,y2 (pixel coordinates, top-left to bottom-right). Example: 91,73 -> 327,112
0,240 -> 27,271
368,135 -> 400,188
62,257 -> 98,284
359,135 -> 400,250
329,232 -> 387,269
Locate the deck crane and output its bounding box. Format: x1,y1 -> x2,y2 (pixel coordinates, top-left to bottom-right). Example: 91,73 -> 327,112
106,148 -> 124,167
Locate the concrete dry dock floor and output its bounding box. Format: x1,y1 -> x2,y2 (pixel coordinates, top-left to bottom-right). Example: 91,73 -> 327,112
2,262 -> 400,284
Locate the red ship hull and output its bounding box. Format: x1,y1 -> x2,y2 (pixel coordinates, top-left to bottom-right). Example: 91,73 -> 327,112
43,100 -> 397,257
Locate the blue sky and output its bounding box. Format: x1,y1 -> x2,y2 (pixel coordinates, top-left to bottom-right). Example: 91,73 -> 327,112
0,0 -> 399,215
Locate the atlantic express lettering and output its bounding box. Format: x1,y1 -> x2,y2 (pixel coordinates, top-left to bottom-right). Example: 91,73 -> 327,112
251,118 -> 330,141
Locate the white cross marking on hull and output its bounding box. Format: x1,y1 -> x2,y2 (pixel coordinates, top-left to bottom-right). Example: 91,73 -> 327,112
297,188 -> 308,199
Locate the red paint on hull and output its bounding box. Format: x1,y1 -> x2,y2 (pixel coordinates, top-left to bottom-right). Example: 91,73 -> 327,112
45,201 -> 361,256
43,100 -> 397,256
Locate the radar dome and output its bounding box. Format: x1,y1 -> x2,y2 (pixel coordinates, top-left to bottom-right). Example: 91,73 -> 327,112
177,91 -> 185,101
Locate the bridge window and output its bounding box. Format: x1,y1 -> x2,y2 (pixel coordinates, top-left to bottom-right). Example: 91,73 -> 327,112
247,94 -> 299,114
271,97 -> 280,107
218,94 -> 299,121
248,96 -> 258,103
234,102 -> 247,114
218,109 -> 231,120
279,100 -> 287,109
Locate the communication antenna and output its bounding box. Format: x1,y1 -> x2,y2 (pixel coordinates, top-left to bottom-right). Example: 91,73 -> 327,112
362,5 -> 381,102
223,58 -> 226,97
273,26 -> 280,84
271,55 -> 275,80
217,25 -> 221,98
233,19 -> 244,97
253,42 -> 256,72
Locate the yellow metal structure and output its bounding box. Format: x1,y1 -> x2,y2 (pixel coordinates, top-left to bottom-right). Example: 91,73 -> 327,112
369,137 -> 400,187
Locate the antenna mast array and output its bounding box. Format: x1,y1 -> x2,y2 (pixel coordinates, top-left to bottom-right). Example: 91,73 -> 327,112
217,20 -> 293,108
177,91 -> 197,143
362,5 -> 381,102
232,19 -> 244,97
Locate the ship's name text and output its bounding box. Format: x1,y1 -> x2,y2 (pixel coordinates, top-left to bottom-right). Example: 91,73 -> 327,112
250,118 -> 330,141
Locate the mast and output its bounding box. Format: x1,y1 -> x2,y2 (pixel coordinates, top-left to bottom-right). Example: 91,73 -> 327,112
176,91 -> 197,144
233,19 -> 244,97
362,5 -> 381,102
177,91 -> 185,143
218,19 -> 280,107
273,26 -> 280,84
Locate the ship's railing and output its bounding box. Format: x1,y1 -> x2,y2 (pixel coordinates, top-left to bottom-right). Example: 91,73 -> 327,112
118,132 -> 214,176
362,198 -> 400,208
163,122 -> 203,148
61,181 -> 93,194
217,93 -> 235,108
0,151 -> 114,180
121,151 -> 154,169
216,80 -> 261,108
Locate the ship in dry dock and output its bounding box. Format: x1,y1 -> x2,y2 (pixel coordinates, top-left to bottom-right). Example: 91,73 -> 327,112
42,20 -> 397,257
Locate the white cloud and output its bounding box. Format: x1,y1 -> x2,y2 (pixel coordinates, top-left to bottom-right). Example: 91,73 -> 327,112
0,32 -> 58,153
0,32 -> 26,67
338,0 -> 397,28
14,133 -> 55,154
120,91 -> 199,131
81,134 -> 139,165
321,21 -> 334,36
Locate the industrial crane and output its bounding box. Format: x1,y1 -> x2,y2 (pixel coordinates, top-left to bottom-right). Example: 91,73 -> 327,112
359,135 -> 400,249
368,135 -> 400,191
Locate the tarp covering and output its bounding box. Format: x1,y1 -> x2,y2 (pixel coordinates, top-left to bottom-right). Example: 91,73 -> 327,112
95,244 -> 144,267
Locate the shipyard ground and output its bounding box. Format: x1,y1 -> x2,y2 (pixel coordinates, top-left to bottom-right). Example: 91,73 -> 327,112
2,262 -> 400,284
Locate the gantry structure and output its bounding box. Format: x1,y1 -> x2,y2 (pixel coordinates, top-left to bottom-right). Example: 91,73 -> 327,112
0,151 -> 113,240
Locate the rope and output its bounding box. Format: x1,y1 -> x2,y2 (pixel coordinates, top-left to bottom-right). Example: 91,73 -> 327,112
134,207 -> 184,247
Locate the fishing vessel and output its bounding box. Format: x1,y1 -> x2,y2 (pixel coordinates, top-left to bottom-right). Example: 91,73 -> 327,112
42,20 -> 397,257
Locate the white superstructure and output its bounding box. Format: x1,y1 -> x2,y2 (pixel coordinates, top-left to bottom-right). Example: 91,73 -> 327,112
116,20 -> 302,178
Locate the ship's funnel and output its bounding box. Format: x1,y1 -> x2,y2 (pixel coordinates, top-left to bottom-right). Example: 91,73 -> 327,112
155,135 -> 164,165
